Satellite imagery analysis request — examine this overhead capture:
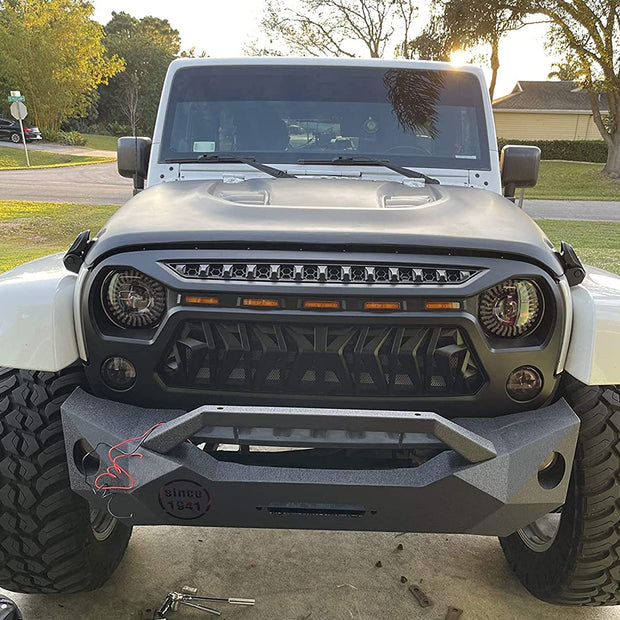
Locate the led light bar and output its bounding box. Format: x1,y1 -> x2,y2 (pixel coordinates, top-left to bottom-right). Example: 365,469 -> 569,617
364,301 -> 401,311
184,296 -> 219,306
425,301 -> 461,310
242,298 -> 280,308
303,300 -> 341,309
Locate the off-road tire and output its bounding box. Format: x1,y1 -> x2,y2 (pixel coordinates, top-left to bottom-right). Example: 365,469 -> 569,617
0,366 -> 132,593
500,380 -> 620,605
9,133 -> 20,143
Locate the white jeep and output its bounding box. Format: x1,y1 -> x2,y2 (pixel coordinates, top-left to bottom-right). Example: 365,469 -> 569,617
0,58 -> 619,606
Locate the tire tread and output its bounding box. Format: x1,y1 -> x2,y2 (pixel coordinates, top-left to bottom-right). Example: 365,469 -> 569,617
0,367 -> 130,594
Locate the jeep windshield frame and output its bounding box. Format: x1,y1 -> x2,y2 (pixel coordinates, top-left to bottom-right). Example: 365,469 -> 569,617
159,65 -> 491,171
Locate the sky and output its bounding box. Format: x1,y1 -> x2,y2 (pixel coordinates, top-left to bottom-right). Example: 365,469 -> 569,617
92,0 -> 558,99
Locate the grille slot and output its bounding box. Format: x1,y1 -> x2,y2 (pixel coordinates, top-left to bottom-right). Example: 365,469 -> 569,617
159,321 -> 485,397
167,262 -> 479,285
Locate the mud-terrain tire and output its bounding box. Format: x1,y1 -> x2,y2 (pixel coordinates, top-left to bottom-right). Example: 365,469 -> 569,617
500,380 -> 620,605
0,366 -> 132,593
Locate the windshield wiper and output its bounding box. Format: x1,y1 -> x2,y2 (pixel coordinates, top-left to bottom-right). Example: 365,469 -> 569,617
297,156 -> 440,184
164,154 -> 296,179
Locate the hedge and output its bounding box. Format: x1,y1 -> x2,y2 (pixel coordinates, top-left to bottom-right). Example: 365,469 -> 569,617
43,130 -> 87,147
497,138 -> 608,163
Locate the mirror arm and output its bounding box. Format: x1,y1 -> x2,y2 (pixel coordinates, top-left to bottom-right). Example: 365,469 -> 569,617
504,182 -> 516,201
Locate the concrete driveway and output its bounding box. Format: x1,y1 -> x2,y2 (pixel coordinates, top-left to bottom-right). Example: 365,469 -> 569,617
2,527 -> 618,619
1,162 -> 618,220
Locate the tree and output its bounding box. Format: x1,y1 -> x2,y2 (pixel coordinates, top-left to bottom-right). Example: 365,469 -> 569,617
0,0 -> 123,131
481,0 -> 619,176
398,6 -> 452,60
527,0 -> 620,177
404,0 -> 532,99
547,54 -> 588,81
248,0 -> 418,59
99,12 -> 181,135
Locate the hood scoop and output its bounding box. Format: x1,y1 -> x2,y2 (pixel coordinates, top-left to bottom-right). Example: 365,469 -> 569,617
215,190 -> 269,205
383,195 -> 434,209
209,177 -> 441,210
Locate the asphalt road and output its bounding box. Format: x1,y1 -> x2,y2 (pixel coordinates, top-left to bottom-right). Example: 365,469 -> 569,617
0,162 -> 618,220
0,162 -> 133,205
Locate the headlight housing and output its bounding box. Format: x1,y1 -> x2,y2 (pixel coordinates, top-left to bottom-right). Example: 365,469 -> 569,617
102,269 -> 166,328
479,279 -> 543,338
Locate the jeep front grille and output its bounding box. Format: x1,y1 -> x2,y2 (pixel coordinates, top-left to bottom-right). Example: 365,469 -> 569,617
159,321 -> 485,397
166,262 -> 480,285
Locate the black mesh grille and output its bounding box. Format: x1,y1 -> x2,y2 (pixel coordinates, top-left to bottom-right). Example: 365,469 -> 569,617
159,321 -> 485,397
166,262 -> 479,285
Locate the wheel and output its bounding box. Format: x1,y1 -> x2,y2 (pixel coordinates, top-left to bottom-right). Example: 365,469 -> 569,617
10,133 -> 20,143
0,366 -> 132,593
500,379 -> 620,605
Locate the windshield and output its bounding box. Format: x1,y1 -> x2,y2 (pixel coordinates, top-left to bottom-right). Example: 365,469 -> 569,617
161,65 -> 491,170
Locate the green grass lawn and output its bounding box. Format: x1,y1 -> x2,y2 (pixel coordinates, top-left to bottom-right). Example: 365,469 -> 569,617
0,201 -> 118,272
527,161 -> 620,201
0,201 -> 618,276
538,219 -> 620,274
0,146 -> 113,169
82,133 -> 118,152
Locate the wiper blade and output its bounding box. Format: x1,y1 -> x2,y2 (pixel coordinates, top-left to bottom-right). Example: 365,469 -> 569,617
164,154 -> 296,179
298,156 -> 440,184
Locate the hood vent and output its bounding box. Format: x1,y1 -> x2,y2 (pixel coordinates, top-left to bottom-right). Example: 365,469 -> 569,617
215,190 -> 269,205
167,261 -> 481,285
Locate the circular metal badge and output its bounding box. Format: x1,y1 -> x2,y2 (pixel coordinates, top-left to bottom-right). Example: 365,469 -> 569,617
158,479 -> 211,520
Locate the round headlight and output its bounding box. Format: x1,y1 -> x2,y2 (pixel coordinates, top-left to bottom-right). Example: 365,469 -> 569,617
103,269 -> 166,328
479,279 -> 542,338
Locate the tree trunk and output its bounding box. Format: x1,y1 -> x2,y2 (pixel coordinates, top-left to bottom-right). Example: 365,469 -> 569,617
603,136 -> 620,178
488,34 -> 500,101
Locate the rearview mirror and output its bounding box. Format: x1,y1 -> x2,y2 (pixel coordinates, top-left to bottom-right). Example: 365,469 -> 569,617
500,145 -> 541,201
117,136 -> 152,193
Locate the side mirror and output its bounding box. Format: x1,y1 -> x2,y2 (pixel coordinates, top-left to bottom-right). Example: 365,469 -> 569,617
500,145 -> 541,201
117,136 -> 152,193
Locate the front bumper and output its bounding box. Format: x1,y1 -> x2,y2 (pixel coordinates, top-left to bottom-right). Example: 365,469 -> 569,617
62,390 -> 579,536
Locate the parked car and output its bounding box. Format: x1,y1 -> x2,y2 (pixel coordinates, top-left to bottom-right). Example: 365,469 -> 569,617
0,116 -> 42,142
0,58 -> 619,607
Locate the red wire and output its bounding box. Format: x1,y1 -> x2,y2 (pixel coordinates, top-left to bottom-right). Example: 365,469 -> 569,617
94,423 -> 164,491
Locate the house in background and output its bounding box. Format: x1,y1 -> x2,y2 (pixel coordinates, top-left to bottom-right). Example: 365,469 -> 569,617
493,81 -> 608,141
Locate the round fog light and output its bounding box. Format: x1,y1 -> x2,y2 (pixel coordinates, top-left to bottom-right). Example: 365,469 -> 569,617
101,357 -> 136,391
506,366 -> 543,402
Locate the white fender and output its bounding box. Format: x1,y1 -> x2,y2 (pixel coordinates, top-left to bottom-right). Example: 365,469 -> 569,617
565,266 -> 620,385
0,253 -> 79,372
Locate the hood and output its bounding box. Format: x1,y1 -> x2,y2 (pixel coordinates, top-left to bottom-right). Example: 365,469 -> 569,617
87,178 -> 562,275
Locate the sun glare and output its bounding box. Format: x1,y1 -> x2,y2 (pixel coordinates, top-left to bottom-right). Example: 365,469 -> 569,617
450,49 -> 470,66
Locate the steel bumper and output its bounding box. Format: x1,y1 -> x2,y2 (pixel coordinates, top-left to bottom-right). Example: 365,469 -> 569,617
61,389 -> 579,536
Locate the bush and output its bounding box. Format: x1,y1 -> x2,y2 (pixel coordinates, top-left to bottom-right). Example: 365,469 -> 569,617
44,130 -> 87,146
106,121 -> 133,137
497,138 -> 608,163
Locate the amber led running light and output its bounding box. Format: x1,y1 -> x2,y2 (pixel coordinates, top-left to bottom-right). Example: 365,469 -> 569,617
184,295 -> 219,306
364,301 -> 401,311
425,301 -> 461,310
242,298 -> 280,308
303,300 -> 341,310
